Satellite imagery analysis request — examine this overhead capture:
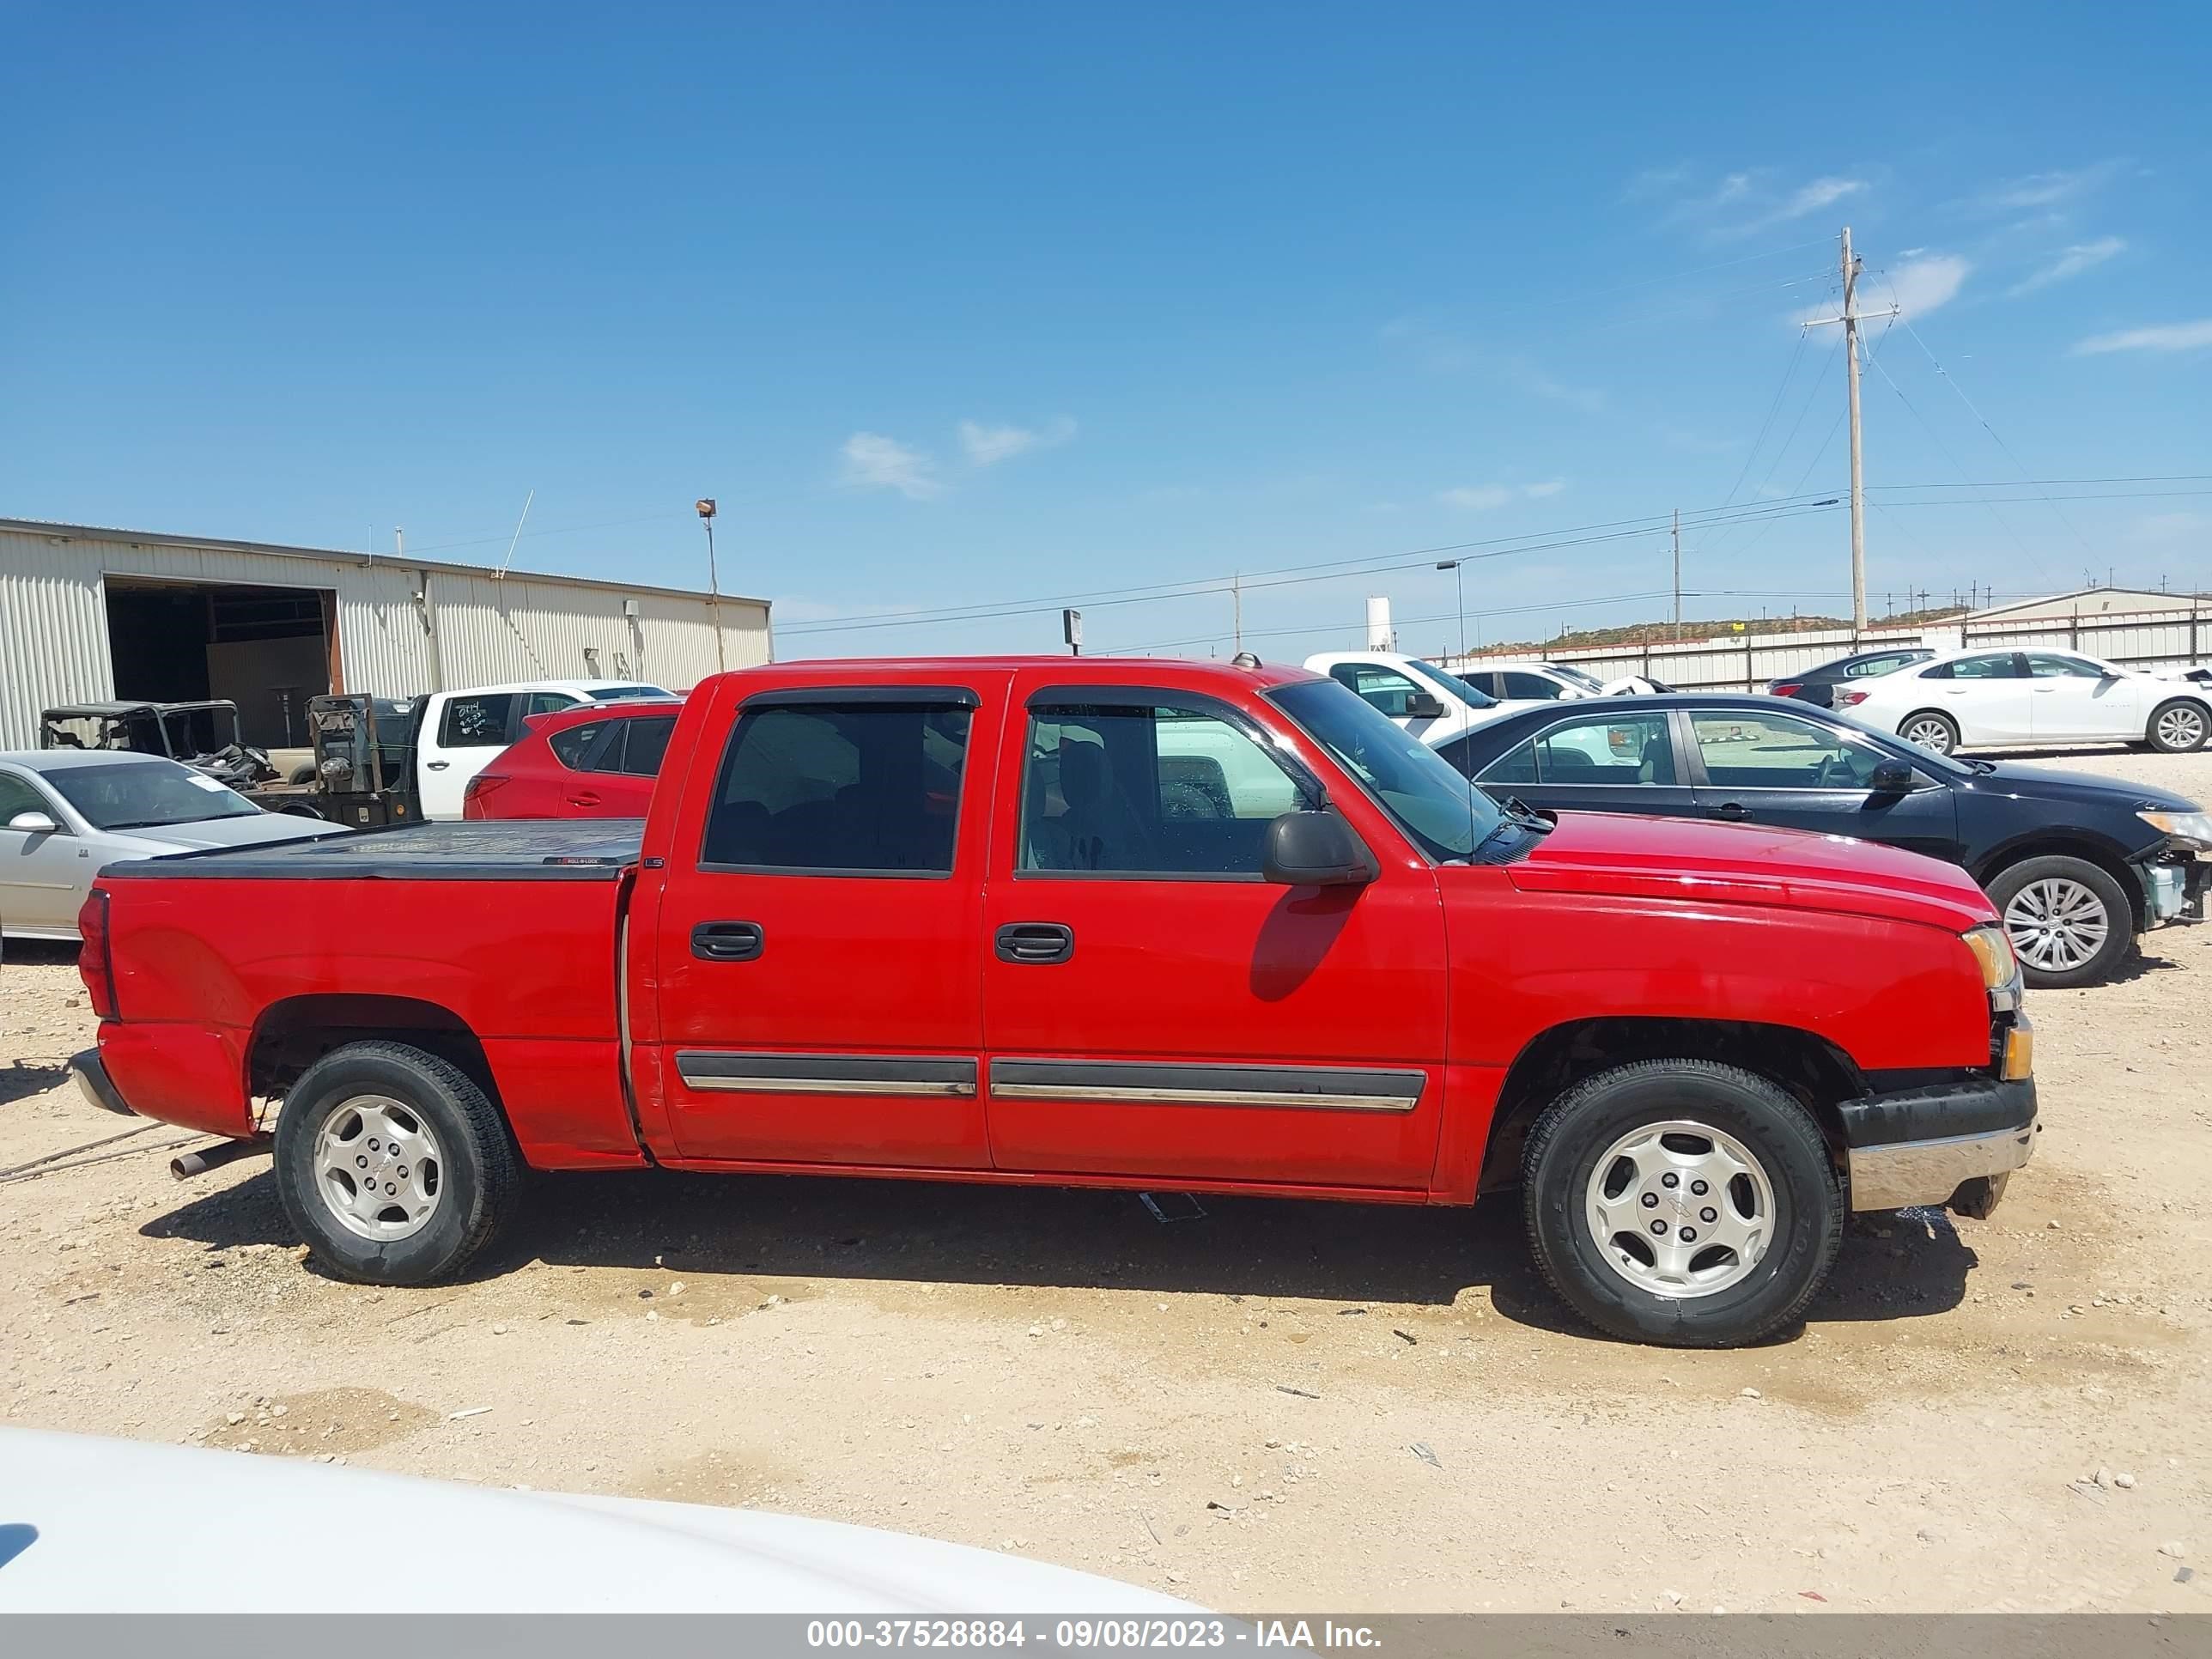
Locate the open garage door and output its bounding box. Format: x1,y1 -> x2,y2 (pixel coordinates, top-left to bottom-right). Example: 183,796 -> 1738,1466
103,578 -> 336,749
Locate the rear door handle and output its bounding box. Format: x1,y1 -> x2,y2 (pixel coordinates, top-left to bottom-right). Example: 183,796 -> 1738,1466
994,922 -> 1074,964
425,759 -> 451,770
568,792 -> 600,807
691,920 -> 764,962
1712,801 -> 1749,820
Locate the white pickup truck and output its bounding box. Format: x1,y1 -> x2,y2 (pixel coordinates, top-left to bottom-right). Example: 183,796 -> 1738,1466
1301,652 -> 1543,746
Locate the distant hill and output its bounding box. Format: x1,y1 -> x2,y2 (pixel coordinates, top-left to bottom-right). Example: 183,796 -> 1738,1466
1475,605 -> 1970,655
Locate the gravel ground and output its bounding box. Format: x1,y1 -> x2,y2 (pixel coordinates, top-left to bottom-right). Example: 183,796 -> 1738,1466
3,743 -> 2209,1613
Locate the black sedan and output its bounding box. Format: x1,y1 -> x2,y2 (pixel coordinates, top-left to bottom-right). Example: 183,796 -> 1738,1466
1434,693 -> 2210,988
1766,647 -> 1933,708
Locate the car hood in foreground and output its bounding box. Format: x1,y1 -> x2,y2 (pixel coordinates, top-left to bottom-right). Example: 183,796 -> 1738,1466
104,813 -> 349,854
1960,760 -> 2201,814
0,1426 -> 1193,1613
1500,809 -> 1995,932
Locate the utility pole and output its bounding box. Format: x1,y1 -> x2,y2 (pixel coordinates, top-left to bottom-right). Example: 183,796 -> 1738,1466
1670,508 -> 1681,636
1804,227 -> 1890,639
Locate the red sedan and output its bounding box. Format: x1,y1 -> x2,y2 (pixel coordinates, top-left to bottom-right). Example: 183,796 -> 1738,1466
463,698 -> 678,819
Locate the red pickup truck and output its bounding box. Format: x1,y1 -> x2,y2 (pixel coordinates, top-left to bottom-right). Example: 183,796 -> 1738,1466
70,656 -> 2038,1347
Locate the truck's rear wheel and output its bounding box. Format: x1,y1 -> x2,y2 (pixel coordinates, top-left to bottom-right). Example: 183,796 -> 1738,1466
274,1041 -> 520,1285
1522,1060 -> 1843,1347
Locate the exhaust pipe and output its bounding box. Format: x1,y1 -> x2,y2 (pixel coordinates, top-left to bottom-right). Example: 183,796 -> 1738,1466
171,1137 -> 272,1182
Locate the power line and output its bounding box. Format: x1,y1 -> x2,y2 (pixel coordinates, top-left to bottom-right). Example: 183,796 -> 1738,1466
778,494 -> 1850,638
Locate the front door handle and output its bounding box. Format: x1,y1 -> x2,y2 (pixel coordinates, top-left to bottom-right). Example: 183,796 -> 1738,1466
1712,801 -> 1750,820
995,922 -> 1074,965
425,759 -> 451,770
691,920 -> 764,962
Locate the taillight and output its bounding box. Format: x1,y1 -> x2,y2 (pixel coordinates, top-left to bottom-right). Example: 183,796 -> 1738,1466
463,774 -> 508,819
1771,683 -> 1802,697
1838,690 -> 1870,707
76,888 -> 118,1019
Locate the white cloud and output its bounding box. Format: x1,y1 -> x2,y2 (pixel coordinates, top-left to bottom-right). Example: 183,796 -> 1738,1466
1437,481 -> 1565,509
1799,253 -> 1969,323
2007,236 -> 2127,296
1516,367 -> 1607,414
838,432 -> 942,500
1778,176 -> 1866,220
957,416 -> 1078,466
2072,319 -> 2212,356
1980,163 -> 2123,212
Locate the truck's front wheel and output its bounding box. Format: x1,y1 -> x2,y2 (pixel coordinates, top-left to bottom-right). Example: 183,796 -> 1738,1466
1522,1060 -> 1843,1347
273,1041 -> 521,1286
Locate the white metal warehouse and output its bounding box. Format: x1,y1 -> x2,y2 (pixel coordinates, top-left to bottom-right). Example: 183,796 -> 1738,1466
0,518 -> 773,750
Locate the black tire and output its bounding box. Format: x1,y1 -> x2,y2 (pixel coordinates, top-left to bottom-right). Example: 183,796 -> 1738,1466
289,762 -> 319,785
1985,854 -> 2136,989
2146,698 -> 2210,755
1522,1060 -> 1844,1347
273,1041 -> 521,1285
1897,710 -> 1960,756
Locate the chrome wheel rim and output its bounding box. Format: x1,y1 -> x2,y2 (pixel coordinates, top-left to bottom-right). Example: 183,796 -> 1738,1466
2155,705 -> 2206,750
2004,878 -> 2110,973
1901,717 -> 1954,754
313,1095 -> 444,1242
1583,1120 -> 1775,1299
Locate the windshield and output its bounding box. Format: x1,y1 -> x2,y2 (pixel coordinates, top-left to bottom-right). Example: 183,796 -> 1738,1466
1401,658 -> 1498,708
1547,663 -> 1608,693
1270,679 -> 1507,862
46,760 -> 261,830
589,684 -> 672,702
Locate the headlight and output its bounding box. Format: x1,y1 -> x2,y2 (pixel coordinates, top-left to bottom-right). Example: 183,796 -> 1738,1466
1961,923 -> 2018,992
2138,808 -> 2212,851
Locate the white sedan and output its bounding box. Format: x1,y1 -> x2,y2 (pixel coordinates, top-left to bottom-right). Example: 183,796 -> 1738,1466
1837,647 -> 2212,757
0,750 -> 343,939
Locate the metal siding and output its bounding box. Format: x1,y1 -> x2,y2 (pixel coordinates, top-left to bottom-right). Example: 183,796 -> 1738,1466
0,529 -> 115,750
3,528 -> 770,741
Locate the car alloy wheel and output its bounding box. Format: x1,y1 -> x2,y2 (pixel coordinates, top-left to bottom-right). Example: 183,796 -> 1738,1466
312,1093 -> 446,1242
2002,878 -> 2110,975
1582,1119 -> 1775,1299
2154,702 -> 2207,752
1900,714 -> 1956,754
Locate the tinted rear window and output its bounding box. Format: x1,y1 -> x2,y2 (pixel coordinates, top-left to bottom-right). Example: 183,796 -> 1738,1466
620,716 -> 676,776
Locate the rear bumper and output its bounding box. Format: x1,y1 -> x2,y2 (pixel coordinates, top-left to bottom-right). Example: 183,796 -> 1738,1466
69,1049 -> 137,1118
1839,1074 -> 2039,1212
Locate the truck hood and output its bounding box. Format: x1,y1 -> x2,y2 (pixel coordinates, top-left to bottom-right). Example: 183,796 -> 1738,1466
1503,810 -> 1996,932
0,1426 -> 1191,1613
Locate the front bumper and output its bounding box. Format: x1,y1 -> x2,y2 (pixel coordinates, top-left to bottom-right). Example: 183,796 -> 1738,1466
1840,1073 -> 2039,1212
68,1048 -> 137,1118
2141,854 -> 2209,927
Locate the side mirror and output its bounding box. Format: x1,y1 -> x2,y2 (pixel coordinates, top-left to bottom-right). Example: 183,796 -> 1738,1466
1868,759 -> 1915,794
7,811 -> 60,835
1262,810 -> 1376,887
1403,693 -> 1447,720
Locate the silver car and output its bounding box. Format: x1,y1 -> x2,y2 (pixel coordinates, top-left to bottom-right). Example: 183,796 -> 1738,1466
0,750 -> 346,940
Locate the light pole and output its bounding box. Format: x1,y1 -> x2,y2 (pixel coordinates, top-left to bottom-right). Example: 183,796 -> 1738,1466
696,498 -> 726,672
1437,559 -> 1468,665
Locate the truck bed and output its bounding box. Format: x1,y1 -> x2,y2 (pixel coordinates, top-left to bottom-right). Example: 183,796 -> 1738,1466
97,819 -> 645,882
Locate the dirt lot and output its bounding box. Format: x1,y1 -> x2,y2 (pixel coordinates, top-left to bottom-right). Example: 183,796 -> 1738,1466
4,744 -> 2209,1613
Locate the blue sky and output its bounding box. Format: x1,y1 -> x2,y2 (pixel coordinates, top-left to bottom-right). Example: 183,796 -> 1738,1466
4,3 -> 2208,663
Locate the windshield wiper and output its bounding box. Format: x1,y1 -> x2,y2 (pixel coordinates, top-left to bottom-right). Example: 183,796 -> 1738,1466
98,818 -> 181,830
1499,795 -> 1556,833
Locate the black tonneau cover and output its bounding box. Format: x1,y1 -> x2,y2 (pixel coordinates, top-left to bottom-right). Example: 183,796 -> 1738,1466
100,820 -> 647,883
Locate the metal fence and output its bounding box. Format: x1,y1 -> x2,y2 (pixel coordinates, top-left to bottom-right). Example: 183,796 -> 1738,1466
1445,600 -> 2212,693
